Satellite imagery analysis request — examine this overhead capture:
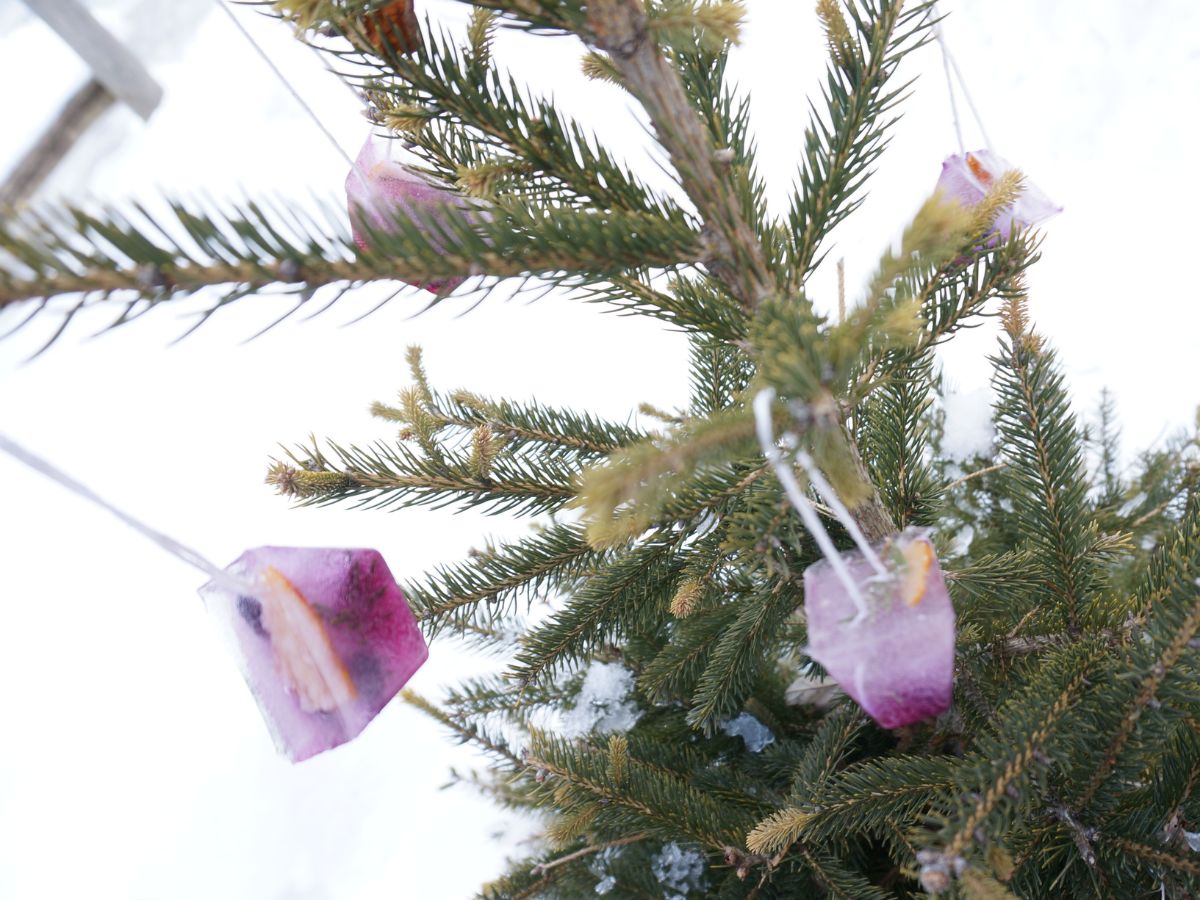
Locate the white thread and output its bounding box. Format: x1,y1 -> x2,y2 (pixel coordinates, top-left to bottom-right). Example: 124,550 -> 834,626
753,389 -> 868,619
0,433 -> 254,597
947,48 -> 993,152
933,13 -> 964,154
793,449 -> 889,578
213,0 -> 374,195
303,40 -> 370,108
932,3 -> 993,153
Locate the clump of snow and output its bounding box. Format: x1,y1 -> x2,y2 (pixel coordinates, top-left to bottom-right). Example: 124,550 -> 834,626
560,661 -> 641,738
589,845 -> 623,894
951,524 -> 975,557
721,712 -> 775,752
650,843 -> 708,899
941,386 -> 995,461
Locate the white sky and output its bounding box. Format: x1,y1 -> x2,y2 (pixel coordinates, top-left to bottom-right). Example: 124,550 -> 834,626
1,1 -> 1198,897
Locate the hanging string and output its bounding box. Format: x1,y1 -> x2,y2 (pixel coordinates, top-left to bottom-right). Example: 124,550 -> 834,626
947,48 -> 993,152
0,433 -> 256,598
933,13 -> 964,154
753,389 -> 871,620
212,0 -> 374,194
933,2 -> 993,152
793,447 -> 889,579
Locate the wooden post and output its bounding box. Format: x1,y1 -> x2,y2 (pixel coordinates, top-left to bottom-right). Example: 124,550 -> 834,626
0,80 -> 116,209
22,0 -> 163,120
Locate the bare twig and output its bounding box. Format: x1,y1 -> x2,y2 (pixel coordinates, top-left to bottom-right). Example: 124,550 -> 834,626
530,832 -> 649,876
945,462 -> 1007,491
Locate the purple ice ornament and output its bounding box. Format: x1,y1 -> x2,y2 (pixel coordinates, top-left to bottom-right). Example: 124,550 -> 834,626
199,547 -> 428,762
753,389 -> 956,729
803,530 -> 954,728
345,134 -> 475,294
936,149 -> 1062,239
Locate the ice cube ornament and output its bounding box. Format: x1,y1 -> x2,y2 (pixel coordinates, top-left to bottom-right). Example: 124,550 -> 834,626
199,547 -> 428,762
803,530 -> 954,729
936,149 -> 1061,240
345,134 -> 478,295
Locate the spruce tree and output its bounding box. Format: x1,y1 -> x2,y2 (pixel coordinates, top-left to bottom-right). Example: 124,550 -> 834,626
2,1 -> 1199,897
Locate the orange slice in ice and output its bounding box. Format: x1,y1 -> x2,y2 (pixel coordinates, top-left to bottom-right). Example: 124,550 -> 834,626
259,567 -> 358,713
898,539 -> 934,607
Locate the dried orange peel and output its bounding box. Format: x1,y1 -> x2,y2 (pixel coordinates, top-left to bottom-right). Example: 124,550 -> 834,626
898,539 -> 935,607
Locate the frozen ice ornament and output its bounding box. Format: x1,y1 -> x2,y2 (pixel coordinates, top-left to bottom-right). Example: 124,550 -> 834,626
936,150 -> 1061,240
345,134 -> 479,295
753,391 -> 955,729
0,434 -> 427,762
200,548 -> 428,761
803,530 -> 953,727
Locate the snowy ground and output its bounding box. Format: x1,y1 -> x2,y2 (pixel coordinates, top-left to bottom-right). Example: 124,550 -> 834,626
1,1 -> 1198,898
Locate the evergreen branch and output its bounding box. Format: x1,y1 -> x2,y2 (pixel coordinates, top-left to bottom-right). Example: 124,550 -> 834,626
578,407 -> 758,547
442,673 -> 563,721
402,522 -> 600,632
788,706 -> 866,795
857,349 -> 939,528
959,869 -> 1019,899
687,580 -> 804,731
584,0 -> 775,309
750,298 -> 898,542
646,1 -> 747,50
948,550 -> 1045,642
510,535 -> 683,684
1076,572 -> 1200,809
946,463 -> 1007,491
783,754 -> 963,844
405,389 -> 646,457
528,730 -> 748,848
579,272 -> 748,340
332,10 -> 673,215
938,642 -> 1106,863
688,333 -> 754,416
1099,835 -> 1200,879
402,689 -> 526,769
0,195 -> 701,342
853,227 -> 1041,402
787,0 -> 935,280
640,602 -> 739,703
991,323 -> 1097,633
797,846 -> 891,900
479,853 -> 572,900
830,190 -> 979,389
269,437 -> 577,516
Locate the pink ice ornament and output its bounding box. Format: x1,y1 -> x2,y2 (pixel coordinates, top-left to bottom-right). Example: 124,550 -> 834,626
345,134 -> 475,294
803,529 -> 954,729
199,547 -> 428,762
936,149 -> 1062,239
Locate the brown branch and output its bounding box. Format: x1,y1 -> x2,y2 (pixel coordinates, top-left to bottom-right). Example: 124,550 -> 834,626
585,0 -> 773,311
530,832 -> 648,876
946,462 -> 1007,491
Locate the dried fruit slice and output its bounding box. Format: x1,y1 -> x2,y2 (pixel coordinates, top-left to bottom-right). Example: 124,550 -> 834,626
259,566 -> 358,714
202,548 -> 429,760
898,538 -> 935,607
